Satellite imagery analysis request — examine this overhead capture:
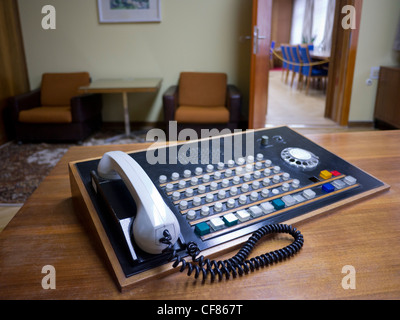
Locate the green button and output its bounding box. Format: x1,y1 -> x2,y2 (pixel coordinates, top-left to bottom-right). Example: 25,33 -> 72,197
195,222 -> 210,236
272,199 -> 285,210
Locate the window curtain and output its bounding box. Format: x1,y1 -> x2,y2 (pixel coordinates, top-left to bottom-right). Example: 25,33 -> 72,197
290,0 -> 306,44
301,0 -> 314,44
320,0 -> 336,52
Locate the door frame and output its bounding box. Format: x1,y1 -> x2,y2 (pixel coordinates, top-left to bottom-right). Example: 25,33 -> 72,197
325,0 -> 363,126
248,0 -> 363,129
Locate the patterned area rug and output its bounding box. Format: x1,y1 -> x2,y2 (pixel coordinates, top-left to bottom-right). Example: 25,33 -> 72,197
0,129 -> 150,204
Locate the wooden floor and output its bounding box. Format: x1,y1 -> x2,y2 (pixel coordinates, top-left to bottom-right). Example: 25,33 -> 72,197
266,69 -> 374,135
0,70 -> 376,233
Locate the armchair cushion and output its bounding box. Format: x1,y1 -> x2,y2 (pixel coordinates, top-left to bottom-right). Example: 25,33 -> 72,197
18,106 -> 72,123
178,72 -> 227,107
175,105 -> 229,124
41,72 -> 90,106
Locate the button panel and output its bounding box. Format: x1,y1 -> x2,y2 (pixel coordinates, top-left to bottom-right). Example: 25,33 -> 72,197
159,156 -> 360,241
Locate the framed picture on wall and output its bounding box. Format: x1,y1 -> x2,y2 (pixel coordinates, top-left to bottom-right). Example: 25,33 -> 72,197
98,0 -> 161,23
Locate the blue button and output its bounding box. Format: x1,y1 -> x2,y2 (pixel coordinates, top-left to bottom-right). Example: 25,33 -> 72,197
271,199 -> 285,210
322,183 -> 335,193
195,222 -> 210,236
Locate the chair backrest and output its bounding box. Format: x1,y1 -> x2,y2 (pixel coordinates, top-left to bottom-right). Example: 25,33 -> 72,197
41,72 -> 90,106
179,72 -> 227,107
280,45 -> 288,68
284,45 -> 293,70
299,46 -> 312,75
270,40 -> 275,52
290,46 -> 301,72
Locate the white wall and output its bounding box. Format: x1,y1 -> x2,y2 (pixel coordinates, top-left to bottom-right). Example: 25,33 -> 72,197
18,0 -> 252,123
349,0 -> 400,122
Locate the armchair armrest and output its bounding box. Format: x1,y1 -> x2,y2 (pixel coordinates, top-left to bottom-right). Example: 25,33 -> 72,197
163,85 -> 179,123
226,85 -> 241,123
71,94 -> 102,122
7,89 -> 41,118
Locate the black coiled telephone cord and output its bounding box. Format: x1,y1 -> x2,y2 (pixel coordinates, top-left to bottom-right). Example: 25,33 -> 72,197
160,223 -> 304,282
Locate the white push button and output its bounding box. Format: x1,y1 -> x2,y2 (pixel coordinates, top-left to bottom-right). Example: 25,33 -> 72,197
227,198 -> 235,208
252,180 -> 260,189
185,188 -> 194,197
230,186 -> 238,196
179,200 -> 188,210
241,183 -> 249,192
210,182 -> 218,191
171,172 -> 180,181
192,196 -> 201,206
282,195 -> 296,207
201,206 -> 210,216
178,180 -> 186,189
261,188 -> 270,198
250,191 -> 259,201
344,176 -> 357,186
172,191 -> 181,200
221,179 -> 230,188
225,169 -> 233,177
260,202 -> 274,214
159,175 -> 167,184
236,157 -> 245,165
187,210 -> 196,220
197,185 -> 206,194
183,170 -> 191,178
232,176 -> 240,185
292,179 -> 300,188
210,217 -> 224,231
236,210 -> 250,222
206,193 -> 214,202
238,195 -> 247,204
214,202 -> 223,212
303,189 -> 316,199
249,206 -> 263,218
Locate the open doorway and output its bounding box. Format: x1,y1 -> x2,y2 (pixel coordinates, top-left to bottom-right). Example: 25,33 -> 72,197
266,0 -> 337,129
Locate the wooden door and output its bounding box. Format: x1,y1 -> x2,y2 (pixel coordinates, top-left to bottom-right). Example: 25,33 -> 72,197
248,0 -> 272,129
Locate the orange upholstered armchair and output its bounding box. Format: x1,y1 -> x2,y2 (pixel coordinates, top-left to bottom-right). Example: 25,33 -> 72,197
6,72 -> 102,143
163,72 -> 242,134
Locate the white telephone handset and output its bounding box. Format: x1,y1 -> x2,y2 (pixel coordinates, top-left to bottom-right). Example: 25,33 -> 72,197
97,151 -> 180,254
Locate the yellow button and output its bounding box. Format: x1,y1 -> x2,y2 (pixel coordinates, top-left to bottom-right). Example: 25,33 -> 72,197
320,170 -> 332,180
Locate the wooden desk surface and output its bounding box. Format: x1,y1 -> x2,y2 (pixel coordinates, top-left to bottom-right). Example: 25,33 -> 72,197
1,130 -> 399,300
78,78 -> 162,94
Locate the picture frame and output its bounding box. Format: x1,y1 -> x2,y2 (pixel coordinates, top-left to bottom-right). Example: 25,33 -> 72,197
98,0 -> 161,23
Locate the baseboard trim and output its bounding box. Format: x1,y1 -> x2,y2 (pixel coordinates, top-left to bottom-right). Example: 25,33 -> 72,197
347,121 -> 374,128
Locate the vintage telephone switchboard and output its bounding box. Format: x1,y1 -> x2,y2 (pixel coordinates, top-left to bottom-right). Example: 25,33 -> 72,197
69,126 -> 389,291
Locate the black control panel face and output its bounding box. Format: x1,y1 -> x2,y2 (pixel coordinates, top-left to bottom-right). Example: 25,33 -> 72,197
76,127 -> 386,277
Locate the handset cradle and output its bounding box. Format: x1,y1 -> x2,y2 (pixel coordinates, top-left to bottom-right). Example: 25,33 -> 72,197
97,151 -> 180,254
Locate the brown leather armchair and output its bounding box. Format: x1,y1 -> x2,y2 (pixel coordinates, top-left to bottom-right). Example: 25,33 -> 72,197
163,72 -> 242,135
6,72 -> 102,143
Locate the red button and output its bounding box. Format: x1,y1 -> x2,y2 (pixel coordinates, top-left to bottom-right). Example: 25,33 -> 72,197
331,170 -> 341,177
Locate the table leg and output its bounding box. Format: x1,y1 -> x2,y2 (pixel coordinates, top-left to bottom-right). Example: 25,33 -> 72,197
122,91 -> 131,137
105,92 -> 133,143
